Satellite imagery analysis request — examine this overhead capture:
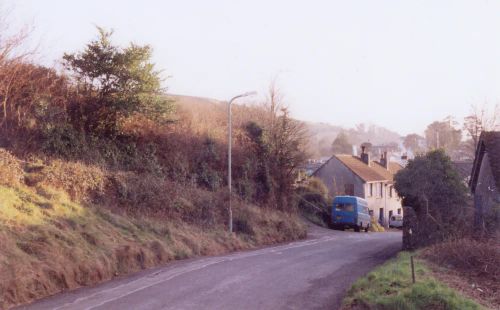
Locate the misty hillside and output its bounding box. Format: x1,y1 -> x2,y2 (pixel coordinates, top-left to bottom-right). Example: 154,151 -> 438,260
172,95 -> 402,159
306,122 -> 402,158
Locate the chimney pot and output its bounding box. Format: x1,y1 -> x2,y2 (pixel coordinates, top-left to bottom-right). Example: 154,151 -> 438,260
361,151 -> 370,165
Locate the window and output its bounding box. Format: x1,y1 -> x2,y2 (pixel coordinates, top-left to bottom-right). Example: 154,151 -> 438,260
389,186 -> 393,197
369,183 -> 373,196
380,183 -> 383,197
335,203 -> 354,212
397,208 -> 401,215
344,184 -> 354,196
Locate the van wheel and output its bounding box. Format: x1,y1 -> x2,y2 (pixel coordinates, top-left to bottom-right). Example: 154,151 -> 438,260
354,226 -> 360,232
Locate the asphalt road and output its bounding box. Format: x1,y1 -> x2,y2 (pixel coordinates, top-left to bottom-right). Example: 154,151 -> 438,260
18,226 -> 401,310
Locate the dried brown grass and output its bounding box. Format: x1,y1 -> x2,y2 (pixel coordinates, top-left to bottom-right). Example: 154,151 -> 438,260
421,238 -> 500,307
0,148 -> 23,186
421,238 -> 500,280
0,203 -> 306,309
0,153 -> 306,309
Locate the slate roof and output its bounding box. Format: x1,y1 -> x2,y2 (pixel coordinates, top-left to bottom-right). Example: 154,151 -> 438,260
329,155 -> 403,183
470,131 -> 500,192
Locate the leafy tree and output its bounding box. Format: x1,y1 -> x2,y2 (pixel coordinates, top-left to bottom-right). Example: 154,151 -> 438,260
63,27 -> 173,135
394,149 -> 469,246
331,131 -> 352,154
424,118 -> 462,157
243,121 -> 273,202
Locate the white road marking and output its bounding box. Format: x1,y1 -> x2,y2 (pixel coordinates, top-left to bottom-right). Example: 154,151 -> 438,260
51,233 -> 381,310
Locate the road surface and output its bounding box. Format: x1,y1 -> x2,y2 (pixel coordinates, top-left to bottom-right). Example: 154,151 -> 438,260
17,226 -> 401,310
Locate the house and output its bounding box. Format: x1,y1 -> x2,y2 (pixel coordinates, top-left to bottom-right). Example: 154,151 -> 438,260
313,146 -> 403,226
469,131 -> 500,232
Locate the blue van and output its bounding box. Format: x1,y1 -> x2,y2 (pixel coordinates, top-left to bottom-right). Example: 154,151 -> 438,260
331,196 -> 370,232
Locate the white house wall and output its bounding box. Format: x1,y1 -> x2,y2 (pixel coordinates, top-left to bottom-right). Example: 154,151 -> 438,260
364,183 -> 402,225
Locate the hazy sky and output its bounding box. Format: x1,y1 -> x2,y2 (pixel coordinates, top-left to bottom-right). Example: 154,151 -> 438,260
6,0 -> 500,135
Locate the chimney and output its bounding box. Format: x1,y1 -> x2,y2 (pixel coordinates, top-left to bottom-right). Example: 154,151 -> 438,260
360,146 -> 370,166
380,151 -> 389,170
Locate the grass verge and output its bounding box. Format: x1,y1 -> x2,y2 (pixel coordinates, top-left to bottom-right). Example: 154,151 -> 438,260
341,252 -> 482,310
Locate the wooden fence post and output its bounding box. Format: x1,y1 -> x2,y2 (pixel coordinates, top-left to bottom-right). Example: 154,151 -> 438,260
410,255 -> 416,284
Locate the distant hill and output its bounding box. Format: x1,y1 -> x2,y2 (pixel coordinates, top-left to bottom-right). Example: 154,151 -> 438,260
305,122 -> 402,159
171,94 -> 223,111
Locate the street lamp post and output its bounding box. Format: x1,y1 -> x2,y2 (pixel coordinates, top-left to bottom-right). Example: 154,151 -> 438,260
228,91 -> 256,233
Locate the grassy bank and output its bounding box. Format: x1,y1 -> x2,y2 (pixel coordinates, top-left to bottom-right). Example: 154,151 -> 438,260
341,252 -> 482,310
0,155 -> 307,309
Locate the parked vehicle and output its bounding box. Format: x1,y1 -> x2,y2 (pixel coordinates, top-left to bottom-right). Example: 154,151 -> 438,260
331,196 -> 370,232
389,215 -> 403,228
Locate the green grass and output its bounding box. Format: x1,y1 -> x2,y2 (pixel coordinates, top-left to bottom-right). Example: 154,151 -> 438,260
342,252 -> 482,310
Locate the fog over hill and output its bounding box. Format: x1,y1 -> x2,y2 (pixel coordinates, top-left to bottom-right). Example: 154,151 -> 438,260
171,94 -> 402,159
306,122 -> 402,159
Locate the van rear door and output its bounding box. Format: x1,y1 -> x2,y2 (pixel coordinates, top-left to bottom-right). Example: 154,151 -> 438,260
333,201 -> 356,224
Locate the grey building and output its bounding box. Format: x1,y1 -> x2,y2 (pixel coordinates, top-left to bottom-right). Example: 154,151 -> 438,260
470,131 -> 500,233
313,147 -> 403,225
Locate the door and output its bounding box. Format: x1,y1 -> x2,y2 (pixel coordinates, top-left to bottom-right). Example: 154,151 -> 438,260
379,208 -> 384,224
333,201 -> 356,225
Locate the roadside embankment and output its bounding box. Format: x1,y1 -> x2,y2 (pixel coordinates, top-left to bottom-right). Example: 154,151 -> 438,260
0,150 -> 306,309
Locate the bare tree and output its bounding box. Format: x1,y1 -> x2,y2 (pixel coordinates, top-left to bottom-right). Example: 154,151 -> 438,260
0,9 -> 33,129
463,103 -> 500,155
261,81 -> 308,209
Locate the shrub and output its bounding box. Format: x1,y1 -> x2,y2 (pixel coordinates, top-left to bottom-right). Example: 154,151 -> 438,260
40,125 -> 87,159
305,177 -> 329,199
106,172 -> 171,213
40,160 -> 105,202
296,183 -> 330,227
